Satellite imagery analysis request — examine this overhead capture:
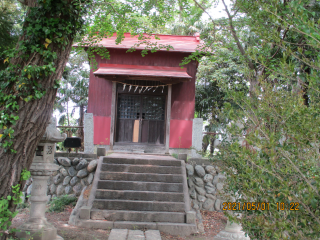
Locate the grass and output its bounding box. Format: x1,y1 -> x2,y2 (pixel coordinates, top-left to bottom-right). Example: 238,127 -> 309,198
48,195 -> 77,212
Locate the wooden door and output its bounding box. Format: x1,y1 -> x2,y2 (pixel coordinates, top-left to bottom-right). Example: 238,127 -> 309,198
140,96 -> 165,144
116,94 -> 165,144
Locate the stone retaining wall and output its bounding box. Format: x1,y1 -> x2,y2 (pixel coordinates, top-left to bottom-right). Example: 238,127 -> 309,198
22,157 -> 97,203
186,163 -> 226,211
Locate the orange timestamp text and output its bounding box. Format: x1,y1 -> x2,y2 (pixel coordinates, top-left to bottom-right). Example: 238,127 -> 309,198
223,202 -> 300,211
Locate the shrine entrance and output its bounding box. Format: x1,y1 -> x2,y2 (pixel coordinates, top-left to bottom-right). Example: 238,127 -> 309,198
115,82 -> 166,145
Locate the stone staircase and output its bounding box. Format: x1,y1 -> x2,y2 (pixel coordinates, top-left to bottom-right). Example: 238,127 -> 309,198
76,153 -> 197,236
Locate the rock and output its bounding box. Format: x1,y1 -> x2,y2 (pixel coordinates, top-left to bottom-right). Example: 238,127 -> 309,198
22,184 -> 28,192
52,170 -> 59,176
58,157 -> 71,167
76,159 -> 88,170
195,209 -> 203,221
216,182 -> 224,191
192,200 -> 199,210
63,176 -> 71,186
72,158 -> 80,166
52,194 -> 57,200
47,195 -> 52,203
198,195 -> 206,202
65,185 -> 73,194
56,185 -> 65,196
26,178 -> 32,186
195,186 -> 206,196
205,194 -> 217,200
187,178 -> 195,189
20,192 -> 26,203
73,183 -> 83,196
53,173 -> 63,185
47,187 -> 50,195
53,159 -> 59,165
60,168 -> 68,177
26,184 -> 32,196
50,184 -> 56,195
68,166 -> 77,177
193,177 -> 204,187
215,199 -> 221,211
70,176 -> 79,186
186,164 -> 194,176
87,173 -> 94,185
203,174 -> 213,183
197,222 -> 205,233
195,165 -> 205,177
189,189 -> 197,199
205,186 -> 216,194
47,177 -> 53,186
205,165 -> 217,175
77,169 -> 89,178
81,177 -> 89,186
87,160 -> 97,172
205,181 -> 214,187
203,199 -> 215,210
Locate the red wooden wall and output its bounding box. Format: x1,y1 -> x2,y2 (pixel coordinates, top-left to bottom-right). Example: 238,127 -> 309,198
87,49 -> 197,148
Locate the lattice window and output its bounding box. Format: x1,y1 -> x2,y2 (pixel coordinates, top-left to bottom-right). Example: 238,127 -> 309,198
118,95 -> 141,119
46,146 -> 53,154
143,96 -> 165,120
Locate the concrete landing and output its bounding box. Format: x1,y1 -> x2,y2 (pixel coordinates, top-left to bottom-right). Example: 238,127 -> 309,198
108,229 -> 161,240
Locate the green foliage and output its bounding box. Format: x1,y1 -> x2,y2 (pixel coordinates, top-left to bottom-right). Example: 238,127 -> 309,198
0,169 -> 30,235
171,153 -> 178,159
200,0 -> 320,239
48,195 -> 77,213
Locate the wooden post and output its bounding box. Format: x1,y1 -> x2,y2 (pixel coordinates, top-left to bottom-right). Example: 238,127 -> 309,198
110,81 -> 117,150
165,84 -> 172,154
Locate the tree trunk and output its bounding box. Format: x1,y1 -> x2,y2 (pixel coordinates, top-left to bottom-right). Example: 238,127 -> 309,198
0,1 -> 88,238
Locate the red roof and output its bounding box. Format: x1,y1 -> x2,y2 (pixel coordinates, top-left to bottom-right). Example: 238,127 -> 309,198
94,64 -> 192,79
79,33 -> 202,53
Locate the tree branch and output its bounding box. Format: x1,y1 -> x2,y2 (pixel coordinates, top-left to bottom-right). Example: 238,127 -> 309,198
221,0 -> 255,71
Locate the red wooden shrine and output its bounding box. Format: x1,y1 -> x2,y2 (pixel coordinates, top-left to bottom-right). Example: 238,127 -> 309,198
86,33 -> 200,153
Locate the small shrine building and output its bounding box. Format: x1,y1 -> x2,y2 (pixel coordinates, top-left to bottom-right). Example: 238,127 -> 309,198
86,33 -> 201,154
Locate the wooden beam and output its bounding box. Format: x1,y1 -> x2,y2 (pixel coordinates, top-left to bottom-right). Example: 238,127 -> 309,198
165,84 -> 172,154
110,81 -> 117,150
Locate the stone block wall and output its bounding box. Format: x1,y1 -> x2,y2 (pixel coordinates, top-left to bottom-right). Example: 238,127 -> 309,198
186,163 -> 226,211
22,157 -> 97,203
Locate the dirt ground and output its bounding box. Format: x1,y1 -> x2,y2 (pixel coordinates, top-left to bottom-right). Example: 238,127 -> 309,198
11,206 -> 227,240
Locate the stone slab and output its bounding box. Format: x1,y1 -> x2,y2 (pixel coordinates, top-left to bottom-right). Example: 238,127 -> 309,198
77,219 -> 114,230
145,230 -> 162,240
127,230 -> 145,240
92,199 -> 185,212
108,229 -> 128,240
84,113 -> 94,154
90,209 -> 185,223
114,221 -> 157,230
191,118 -> 203,158
79,206 -> 91,220
97,180 -> 184,193
156,223 -> 197,236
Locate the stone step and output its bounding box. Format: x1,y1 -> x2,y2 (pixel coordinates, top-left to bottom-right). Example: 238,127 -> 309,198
103,157 -> 181,166
77,219 -> 197,236
97,180 -> 183,193
91,209 -> 185,223
100,172 -> 183,183
95,189 -> 184,202
92,199 -> 185,212
101,164 -> 182,174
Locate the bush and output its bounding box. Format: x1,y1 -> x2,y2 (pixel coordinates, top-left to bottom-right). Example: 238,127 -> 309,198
48,195 -> 77,212
215,85 -> 320,239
